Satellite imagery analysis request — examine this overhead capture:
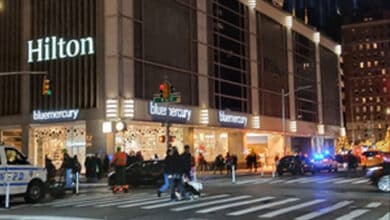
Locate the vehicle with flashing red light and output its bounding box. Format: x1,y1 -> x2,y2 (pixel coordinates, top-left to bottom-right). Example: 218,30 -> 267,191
311,154 -> 338,173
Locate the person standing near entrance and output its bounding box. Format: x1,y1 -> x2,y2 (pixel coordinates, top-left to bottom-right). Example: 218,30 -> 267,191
112,147 -> 128,193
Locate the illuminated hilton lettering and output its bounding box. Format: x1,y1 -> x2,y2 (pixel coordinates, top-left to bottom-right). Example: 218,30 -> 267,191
27,36 -> 95,63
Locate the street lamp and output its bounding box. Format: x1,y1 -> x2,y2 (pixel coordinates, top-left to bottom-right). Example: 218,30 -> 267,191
281,85 -> 312,156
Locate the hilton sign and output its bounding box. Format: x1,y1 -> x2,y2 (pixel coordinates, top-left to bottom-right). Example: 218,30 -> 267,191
28,36 -> 95,63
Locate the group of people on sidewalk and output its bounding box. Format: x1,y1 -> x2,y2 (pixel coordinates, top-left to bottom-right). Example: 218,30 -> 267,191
157,145 -> 199,201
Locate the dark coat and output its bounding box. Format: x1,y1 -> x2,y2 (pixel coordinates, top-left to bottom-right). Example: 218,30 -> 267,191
181,152 -> 192,174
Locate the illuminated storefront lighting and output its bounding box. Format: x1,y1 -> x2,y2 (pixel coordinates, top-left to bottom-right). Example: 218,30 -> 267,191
106,99 -> 119,118
252,116 -> 260,129
313,32 -> 320,44
123,99 -> 135,118
289,120 -> 297,132
115,121 -> 126,132
340,127 -> 346,137
317,124 -> 325,135
246,133 -> 263,137
335,45 -> 342,56
285,16 -> 293,28
200,109 -> 209,125
102,121 -> 112,133
248,0 -> 256,9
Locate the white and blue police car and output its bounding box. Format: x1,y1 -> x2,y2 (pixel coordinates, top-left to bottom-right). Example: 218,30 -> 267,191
0,145 -> 47,203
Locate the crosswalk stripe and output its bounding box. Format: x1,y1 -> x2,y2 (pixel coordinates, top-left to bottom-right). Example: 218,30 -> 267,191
251,179 -> 273,185
53,193 -> 148,207
335,209 -> 369,220
334,178 -> 362,184
171,195 -> 252,212
227,198 -> 299,216
32,194 -> 99,206
236,180 -> 258,185
268,180 -> 285,184
285,178 -> 308,184
295,201 -> 354,220
300,177 -> 329,184
96,195 -> 170,208
258,199 -> 326,218
196,196 -> 274,214
365,202 -> 382,208
352,179 -> 370,184
319,177 -> 344,183
75,194 -> 154,207
378,212 -> 390,220
141,194 -> 229,209
118,197 -> 175,208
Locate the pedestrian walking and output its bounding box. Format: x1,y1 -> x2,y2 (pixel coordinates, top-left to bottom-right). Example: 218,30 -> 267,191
181,145 -> 192,180
112,147 -> 128,193
197,153 -> 207,172
103,154 -> 110,175
225,152 -> 232,174
45,155 -> 56,182
169,147 -> 184,201
214,154 -> 225,174
157,147 -> 174,197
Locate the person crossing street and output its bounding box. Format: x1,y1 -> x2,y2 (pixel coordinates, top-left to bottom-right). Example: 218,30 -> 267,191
112,147 -> 129,193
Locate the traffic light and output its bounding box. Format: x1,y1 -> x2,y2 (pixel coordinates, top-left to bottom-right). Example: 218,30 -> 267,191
159,83 -> 165,98
42,78 -> 52,95
159,82 -> 170,100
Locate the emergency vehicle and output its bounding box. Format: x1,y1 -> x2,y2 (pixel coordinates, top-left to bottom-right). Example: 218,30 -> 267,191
0,145 -> 47,203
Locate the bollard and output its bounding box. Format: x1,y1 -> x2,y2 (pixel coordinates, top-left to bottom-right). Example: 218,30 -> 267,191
75,172 -> 80,194
5,179 -> 10,209
231,165 -> 236,184
193,169 -> 197,182
272,169 -> 275,178
261,167 -> 264,177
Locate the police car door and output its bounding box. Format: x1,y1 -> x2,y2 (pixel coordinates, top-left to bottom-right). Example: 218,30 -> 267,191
4,147 -> 33,194
0,149 -> 5,195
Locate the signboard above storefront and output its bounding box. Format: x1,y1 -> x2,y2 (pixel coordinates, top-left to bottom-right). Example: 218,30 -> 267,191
218,111 -> 248,127
28,36 -> 95,63
33,109 -> 80,122
148,102 -> 191,123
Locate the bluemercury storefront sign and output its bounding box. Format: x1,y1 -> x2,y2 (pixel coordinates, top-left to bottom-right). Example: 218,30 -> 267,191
149,102 -> 191,123
218,111 -> 248,127
28,36 -> 95,63
33,109 -> 80,122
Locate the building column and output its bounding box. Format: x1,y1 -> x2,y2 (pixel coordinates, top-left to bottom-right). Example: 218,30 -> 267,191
228,131 -> 244,162
197,0 -> 209,108
336,48 -> 345,135
248,7 -> 259,115
286,27 -> 296,121
21,0 -> 31,155
315,42 -> 323,124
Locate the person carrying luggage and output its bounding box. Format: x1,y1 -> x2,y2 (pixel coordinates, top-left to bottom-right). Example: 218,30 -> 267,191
112,147 -> 128,193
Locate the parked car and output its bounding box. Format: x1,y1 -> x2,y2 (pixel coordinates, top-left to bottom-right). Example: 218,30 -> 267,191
108,160 -> 164,187
367,162 -> 390,193
0,145 -> 47,203
361,151 -> 384,170
311,155 -> 338,172
277,156 -> 316,176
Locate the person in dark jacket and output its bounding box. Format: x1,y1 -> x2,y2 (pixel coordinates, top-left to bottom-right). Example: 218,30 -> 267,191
103,154 -> 110,175
45,155 -> 56,181
214,154 -> 225,174
169,147 -> 184,201
181,145 -> 192,180
157,147 -> 173,197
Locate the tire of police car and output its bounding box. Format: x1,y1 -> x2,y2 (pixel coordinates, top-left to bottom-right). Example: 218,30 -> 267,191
25,180 -> 45,203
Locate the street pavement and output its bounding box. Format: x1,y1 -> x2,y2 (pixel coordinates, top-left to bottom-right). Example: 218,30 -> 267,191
0,171 -> 389,220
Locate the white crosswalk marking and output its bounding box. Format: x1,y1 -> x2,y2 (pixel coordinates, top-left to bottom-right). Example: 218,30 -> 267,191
33,194 -> 101,207
196,196 -> 274,214
378,212 -> 390,220
250,179 -> 273,185
236,179 -> 258,185
335,209 -> 369,220
53,194 -> 141,207
285,177 -> 309,183
334,178 -> 362,184
117,197 -> 170,208
76,194 -> 160,208
366,202 -> 382,208
268,180 -> 285,184
141,195 -> 229,209
258,199 -> 326,218
352,179 -> 370,184
171,195 -> 252,212
96,195 -> 170,208
319,177 -> 344,183
295,201 -> 354,220
227,198 -> 299,216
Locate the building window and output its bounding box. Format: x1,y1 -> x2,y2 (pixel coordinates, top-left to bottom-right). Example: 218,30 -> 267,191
362,106 -> 367,112
373,42 -> 378,49
366,43 -> 370,50
356,107 -> 360,113
367,61 -> 371,68
359,44 -> 363,50
382,68 -> 386,75
377,106 -> 381,112
360,62 -> 364,68
362,97 -> 366,104
374,60 -> 378,67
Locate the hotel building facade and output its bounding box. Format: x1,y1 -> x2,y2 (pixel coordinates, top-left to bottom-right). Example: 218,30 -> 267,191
0,0 -> 343,169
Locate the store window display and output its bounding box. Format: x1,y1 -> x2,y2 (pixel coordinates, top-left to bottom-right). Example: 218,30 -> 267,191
193,129 -> 228,162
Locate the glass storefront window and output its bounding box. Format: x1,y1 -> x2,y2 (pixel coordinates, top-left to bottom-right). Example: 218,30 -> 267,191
116,124 -> 184,160
0,129 -> 22,151
193,129 -> 228,162
31,124 -> 86,171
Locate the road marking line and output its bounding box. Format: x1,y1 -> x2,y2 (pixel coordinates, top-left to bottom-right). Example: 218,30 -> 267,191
32,194 -> 102,206
141,194 -> 229,209
268,180 -> 285,184
171,195 -> 251,212
334,178 -> 362,184
251,179 -> 273,185
285,178 -> 308,183
0,215 -> 102,220
196,196 -> 274,214
96,195 -> 170,207
227,198 -> 299,216
378,212 -> 390,220
76,194 -> 157,207
365,202 -> 381,208
259,199 -> 326,218
335,209 -> 369,220
236,180 -> 258,185
352,179 -> 370,184
117,197 -> 171,208
319,177 -> 344,183
53,193 -> 148,207
295,201 -> 354,220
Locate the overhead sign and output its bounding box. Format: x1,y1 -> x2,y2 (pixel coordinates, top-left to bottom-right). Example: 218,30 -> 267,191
218,111 -> 248,127
149,102 -> 191,123
28,36 -> 95,63
33,109 -> 80,122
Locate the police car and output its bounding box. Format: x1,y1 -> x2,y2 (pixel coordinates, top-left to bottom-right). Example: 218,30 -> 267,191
0,145 -> 47,203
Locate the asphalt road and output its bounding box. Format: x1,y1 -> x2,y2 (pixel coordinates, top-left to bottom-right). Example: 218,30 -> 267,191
1,171 -> 389,220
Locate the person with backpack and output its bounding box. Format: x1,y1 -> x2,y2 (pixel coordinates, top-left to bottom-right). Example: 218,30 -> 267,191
112,147 -> 128,193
